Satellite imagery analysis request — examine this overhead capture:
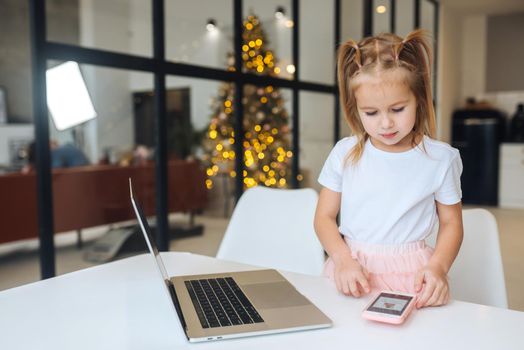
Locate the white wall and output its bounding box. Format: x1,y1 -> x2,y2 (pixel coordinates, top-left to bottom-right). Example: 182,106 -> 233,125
437,8 -> 524,142
462,13 -> 524,118
437,6 -> 463,143
451,12 -> 524,122
460,15 -> 487,102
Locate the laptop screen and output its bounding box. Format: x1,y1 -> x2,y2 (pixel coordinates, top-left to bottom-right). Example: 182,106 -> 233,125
129,179 -> 171,286
129,179 -> 187,331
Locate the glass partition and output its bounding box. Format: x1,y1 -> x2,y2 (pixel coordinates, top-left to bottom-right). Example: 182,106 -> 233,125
300,0 -> 335,84
420,0 -> 437,94
164,76 -> 224,218
341,0 -> 363,42
47,63 -> 154,273
300,91 -> 335,191
165,0 -> 234,69
339,0 -> 362,139
373,0 -> 391,35
238,85 -> 294,189
242,0 -> 293,79
0,0 -> 442,288
395,0 -> 415,37
46,0 -> 153,57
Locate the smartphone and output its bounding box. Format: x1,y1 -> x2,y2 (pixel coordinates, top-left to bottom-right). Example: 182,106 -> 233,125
362,291 -> 416,324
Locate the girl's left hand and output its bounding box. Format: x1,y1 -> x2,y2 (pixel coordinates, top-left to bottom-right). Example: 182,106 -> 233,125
414,263 -> 450,308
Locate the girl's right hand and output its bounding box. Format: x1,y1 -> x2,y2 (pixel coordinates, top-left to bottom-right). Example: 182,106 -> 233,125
333,254 -> 371,297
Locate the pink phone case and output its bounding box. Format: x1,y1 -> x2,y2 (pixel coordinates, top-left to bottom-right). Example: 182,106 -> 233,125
362,291 -> 416,324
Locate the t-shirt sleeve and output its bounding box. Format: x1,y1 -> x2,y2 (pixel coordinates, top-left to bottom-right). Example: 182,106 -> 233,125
318,143 -> 345,192
435,151 -> 463,205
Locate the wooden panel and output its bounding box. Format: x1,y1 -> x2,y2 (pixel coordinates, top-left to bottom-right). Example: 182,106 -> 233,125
0,160 -> 207,244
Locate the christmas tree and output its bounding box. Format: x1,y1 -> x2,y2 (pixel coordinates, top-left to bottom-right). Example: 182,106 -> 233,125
202,14 -> 293,190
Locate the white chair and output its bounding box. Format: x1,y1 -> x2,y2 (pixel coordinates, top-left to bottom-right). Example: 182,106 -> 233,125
427,208 -> 508,308
216,186 -> 325,275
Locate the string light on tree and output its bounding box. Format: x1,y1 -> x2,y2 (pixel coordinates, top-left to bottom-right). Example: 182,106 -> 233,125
201,14 -> 297,190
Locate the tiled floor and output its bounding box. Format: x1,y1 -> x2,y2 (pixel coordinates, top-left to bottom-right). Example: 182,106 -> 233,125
0,207 -> 523,311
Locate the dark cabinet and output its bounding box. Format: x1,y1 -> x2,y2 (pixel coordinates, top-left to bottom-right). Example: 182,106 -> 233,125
451,109 -> 505,206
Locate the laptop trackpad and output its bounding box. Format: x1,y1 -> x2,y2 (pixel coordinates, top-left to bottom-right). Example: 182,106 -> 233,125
241,282 -> 310,309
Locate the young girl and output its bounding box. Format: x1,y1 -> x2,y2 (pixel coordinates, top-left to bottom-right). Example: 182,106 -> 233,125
314,30 -> 463,309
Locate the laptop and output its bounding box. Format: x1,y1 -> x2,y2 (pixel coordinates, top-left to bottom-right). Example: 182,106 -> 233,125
129,179 -> 332,342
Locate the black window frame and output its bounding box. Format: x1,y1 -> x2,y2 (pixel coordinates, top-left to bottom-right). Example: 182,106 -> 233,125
29,0 -> 439,278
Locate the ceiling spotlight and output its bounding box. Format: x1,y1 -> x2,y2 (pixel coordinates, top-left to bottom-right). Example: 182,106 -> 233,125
206,19 -> 217,32
376,5 -> 387,14
275,6 -> 285,19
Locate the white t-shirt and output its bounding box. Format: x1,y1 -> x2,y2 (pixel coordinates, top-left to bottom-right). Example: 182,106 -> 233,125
318,135 -> 463,245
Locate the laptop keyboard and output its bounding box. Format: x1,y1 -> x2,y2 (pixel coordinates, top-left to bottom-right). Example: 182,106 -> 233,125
184,277 -> 264,328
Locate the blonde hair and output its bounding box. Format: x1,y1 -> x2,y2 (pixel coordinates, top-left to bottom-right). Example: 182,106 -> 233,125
337,29 -> 436,164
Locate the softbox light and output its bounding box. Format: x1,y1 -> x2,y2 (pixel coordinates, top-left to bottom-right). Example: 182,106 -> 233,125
46,61 -> 97,131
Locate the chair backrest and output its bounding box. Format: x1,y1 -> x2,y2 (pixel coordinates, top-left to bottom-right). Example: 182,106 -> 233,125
216,186 -> 325,275
426,208 -> 508,308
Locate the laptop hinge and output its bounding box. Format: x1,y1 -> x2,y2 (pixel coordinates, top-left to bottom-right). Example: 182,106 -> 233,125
167,281 -> 188,333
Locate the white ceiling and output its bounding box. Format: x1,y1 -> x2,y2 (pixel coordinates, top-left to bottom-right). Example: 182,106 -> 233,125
439,0 -> 524,15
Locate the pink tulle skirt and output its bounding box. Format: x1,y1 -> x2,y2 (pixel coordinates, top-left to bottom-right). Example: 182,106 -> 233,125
323,238 -> 434,294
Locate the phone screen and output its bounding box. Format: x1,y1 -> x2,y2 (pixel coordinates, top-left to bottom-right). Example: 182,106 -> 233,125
367,293 -> 414,316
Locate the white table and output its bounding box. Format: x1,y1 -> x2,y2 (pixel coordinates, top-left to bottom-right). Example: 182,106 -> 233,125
0,252 -> 523,349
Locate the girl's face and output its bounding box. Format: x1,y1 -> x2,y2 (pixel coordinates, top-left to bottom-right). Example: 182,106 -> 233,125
354,74 -> 417,152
